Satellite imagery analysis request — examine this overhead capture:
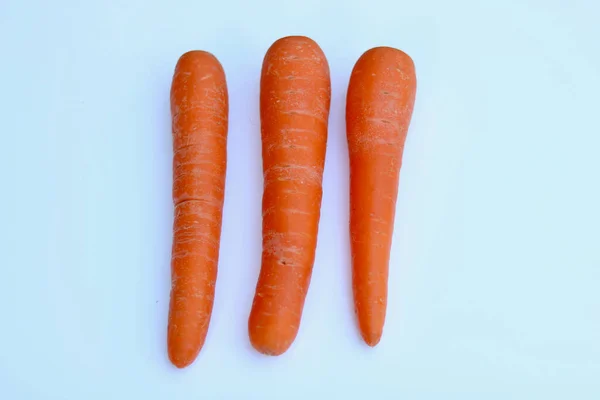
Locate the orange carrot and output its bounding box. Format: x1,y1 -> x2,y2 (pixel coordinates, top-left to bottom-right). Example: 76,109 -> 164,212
248,36 -> 331,355
167,51 -> 228,368
346,47 -> 416,346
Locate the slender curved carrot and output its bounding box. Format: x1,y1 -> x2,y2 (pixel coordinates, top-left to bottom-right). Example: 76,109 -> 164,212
346,47 -> 416,346
167,51 -> 228,368
248,36 -> 331,356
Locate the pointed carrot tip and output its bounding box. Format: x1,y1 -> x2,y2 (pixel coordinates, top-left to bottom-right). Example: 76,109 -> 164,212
362,330 -> 383,347
169,356 -> 194,369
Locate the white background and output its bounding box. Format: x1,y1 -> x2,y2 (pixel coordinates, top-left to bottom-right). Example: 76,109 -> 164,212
1,0 -> 599,398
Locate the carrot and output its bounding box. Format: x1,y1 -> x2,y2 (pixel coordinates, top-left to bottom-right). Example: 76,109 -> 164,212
248,36 -> 331,355
346,47 -> 416,346
167,51 -> 228,368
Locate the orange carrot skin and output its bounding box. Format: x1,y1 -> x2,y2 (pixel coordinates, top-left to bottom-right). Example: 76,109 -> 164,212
346,47 -> 416,346
248,36 -> 331,356
168,51 -> 228,368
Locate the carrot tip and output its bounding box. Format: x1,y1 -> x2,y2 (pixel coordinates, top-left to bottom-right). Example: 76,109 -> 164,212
169,358 -> 193,369
168,341 -> 202,368
361,330 -> 383,347
168,351 -> 198,369
248,322 -> 294,356
251,344 -> 288,357
249,334 -> 291,356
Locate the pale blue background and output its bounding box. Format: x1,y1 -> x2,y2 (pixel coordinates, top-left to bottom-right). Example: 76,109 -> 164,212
1,0 -> 599,398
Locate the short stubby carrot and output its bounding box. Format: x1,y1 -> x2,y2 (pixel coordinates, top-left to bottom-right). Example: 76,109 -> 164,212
346,47 -> 416,346
248,36 -> 331,356
167,51 -> 228,368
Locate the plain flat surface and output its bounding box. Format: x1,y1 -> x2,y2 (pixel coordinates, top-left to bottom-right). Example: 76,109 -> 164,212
1,0 -> 599,398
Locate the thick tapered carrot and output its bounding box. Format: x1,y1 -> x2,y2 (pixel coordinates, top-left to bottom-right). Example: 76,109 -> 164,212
346,47 -> 416,346
248,36 -> 331,356
167,51 -> 228,368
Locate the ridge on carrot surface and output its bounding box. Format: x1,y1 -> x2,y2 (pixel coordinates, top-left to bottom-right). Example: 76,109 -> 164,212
346,46 -> 416,347
248,36 -> 331,356
168,50 -> 228,368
